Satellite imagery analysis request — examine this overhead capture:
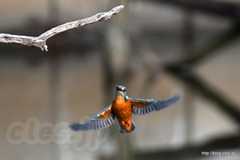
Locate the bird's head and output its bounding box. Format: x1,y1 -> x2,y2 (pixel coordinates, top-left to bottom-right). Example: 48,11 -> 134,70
115,85 -> 127,97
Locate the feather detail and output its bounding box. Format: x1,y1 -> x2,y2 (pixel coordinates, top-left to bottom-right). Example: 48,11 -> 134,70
132,95 -> 180,115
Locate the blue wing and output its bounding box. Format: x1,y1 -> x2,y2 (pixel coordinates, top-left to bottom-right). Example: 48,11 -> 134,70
131,95 -> 180,115
70,105 -> 115,131
70,117 -> 115,131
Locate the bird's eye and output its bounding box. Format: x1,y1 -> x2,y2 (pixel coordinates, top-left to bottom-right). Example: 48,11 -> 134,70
116,85 -> 127,92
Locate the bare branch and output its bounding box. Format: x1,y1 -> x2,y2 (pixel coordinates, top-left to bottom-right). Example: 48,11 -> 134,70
0,5 -> 124,52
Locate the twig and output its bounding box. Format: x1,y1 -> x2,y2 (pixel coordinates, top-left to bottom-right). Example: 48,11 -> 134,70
0,5 -> 124,52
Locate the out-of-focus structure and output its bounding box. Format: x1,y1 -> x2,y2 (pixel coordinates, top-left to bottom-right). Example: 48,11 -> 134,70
0,0 -> 240,160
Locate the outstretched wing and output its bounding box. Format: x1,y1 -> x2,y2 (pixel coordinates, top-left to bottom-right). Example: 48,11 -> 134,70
130,95 -> 180,115
70,105 -> 115,131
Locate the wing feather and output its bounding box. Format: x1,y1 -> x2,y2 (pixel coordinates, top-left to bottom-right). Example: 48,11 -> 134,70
70,116 -> 115,131
70,105 -> 115,131
131,95 -> 180,115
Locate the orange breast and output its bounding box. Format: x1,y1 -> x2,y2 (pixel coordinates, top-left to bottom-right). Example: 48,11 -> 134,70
112,96 -> 132,119
112,96 -> 133,132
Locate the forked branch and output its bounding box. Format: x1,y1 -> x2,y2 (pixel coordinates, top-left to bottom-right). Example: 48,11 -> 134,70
0,5 -> 124,52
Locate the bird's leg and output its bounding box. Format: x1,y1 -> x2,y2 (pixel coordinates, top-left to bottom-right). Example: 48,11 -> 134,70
119,121 -> 127,133
119,120 -> 134,133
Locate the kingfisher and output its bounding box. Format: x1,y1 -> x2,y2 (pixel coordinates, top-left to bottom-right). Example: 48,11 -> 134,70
70,85 -> 180,133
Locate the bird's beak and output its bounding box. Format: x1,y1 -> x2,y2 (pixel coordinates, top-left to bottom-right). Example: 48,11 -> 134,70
116,91 -> 125,97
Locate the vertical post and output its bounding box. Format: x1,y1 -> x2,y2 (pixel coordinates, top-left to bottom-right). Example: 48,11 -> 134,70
47,1 -> 62,160
182,8 -> 195,144
101,1 -> 134,160
48,0 -> 60,21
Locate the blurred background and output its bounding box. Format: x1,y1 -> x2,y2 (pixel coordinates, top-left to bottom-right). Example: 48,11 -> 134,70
0,0 -> 240,160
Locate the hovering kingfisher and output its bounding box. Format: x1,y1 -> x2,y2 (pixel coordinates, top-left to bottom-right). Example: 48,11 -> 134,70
70,85 -> 180,133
